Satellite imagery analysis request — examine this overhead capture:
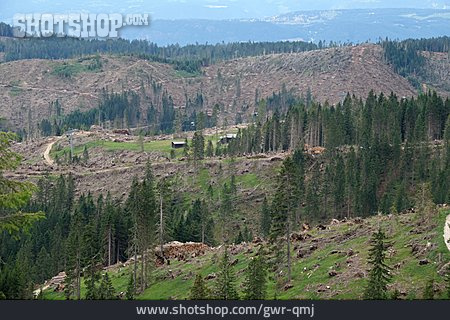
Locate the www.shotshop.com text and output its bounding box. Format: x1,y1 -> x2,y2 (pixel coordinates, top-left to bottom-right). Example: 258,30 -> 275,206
136,303 -> 315,318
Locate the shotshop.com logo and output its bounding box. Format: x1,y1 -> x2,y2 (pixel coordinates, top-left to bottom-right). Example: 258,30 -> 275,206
12,13 -> 150,38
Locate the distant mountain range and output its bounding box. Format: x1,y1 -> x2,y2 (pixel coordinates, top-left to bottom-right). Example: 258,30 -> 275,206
1,1 -> 450,21
120,8 -> 450,45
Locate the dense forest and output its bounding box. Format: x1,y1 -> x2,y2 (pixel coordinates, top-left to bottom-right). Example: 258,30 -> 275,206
0,22 -> 13,37
2,21 -> 449,79
1,88 -> 449,299
0,28 -> 317,74
2,21 -> 448,79
37,87 -> 219,137
381,36 -> 450,87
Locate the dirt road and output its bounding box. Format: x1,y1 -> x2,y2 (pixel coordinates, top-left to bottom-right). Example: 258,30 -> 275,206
43,131 -> 91,166
43,138 -> 60,166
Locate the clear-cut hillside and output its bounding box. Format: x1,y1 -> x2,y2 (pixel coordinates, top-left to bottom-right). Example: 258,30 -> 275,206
0,44 -> 423,131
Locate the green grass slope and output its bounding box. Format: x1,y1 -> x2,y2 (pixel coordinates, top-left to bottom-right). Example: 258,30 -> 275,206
42,209 -> 450,300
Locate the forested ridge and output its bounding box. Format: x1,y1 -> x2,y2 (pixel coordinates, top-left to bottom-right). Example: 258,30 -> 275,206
381,36 -> 450,87
0,29 -> 317,74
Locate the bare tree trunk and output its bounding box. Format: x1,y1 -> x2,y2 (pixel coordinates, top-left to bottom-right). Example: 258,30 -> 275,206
159,194 -> 164,260
141,250 -> 145,291
286,220 -> 292,283
76,250 -> 81,300
108,226 -> 112,266
133,233 -> 137,293
116,240 -> 120,264
202,222 -> 205,244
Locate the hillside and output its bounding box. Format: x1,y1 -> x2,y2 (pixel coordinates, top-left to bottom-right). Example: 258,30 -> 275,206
1,35 -> 449,302
0,44 -> 421,132
40,209 -> 450,300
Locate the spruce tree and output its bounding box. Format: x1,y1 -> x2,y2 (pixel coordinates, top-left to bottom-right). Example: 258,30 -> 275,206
138,133 -> 144,153
183,138 -> 190,158
0,132 -> 44,235
64,212 -> 83,300
243,248 -> 267,300
364,228 -> 392,300
84,264 -> 101,300
82,145 -> 89,163
213,248 -> 239,300
269,157 -> 298,285
126,273 -> 135,300
206,140 -> 214,158
190,274 -> 209,300
98,273 -> 116,300
192,131 -> 205,162
415,183 -> 436,223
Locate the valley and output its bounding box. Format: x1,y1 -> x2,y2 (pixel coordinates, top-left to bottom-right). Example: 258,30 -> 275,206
0,35 -> 449,302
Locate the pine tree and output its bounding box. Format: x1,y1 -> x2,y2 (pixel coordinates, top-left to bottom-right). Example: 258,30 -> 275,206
84,264 -> 101,300
364,228 -> 392,300
180,138 -> 189,159
243,248 -> 267,300
220,183 -> 233,243
82,145 -> 89,163
213,248 -> 239,300
0,132 -> 44,235
64,212 -> 83,300
235,230 -> 244,244
269,157 -> 298,285
192,131 -> 205,162
126,273 -> 135,300
190,274 -> 209,300
415,183 -> 436,223
126,163 -> 157,293
138,133 -> 144,153
206,140 -> 214,158
98,273 -> 116,300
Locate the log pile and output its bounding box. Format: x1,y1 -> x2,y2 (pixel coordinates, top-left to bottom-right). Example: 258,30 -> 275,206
159,241 -> 209,261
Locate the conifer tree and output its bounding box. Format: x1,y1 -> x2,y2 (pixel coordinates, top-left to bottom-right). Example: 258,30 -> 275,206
84,264 -> 101,300
364,229 -> 392,300
82,145 -> 89,163
192,131 -> 205,162
126,273 -> 135,300
98,273 -> 116,300
269,157 -> 298,285
213,248 -> 239,300
190,274 -> 209,300
206,140 -> 214,158
415,183 -> 436,223
64,211 -> 83,300
138,133 -> 144,153
0,132 -> 44,235
243,248 -> 267,300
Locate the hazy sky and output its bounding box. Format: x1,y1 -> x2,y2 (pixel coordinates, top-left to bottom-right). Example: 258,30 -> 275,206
1,0 -> 450,22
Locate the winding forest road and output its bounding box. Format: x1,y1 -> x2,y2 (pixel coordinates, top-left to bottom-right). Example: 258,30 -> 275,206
43,131 -> 91,166
444,214 -> 450,252
43,139 -> 58,166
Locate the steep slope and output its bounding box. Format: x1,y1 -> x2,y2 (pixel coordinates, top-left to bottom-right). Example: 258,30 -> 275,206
41,209 -> 450,300
0,44 -> 420,131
